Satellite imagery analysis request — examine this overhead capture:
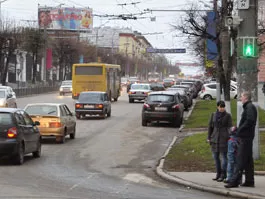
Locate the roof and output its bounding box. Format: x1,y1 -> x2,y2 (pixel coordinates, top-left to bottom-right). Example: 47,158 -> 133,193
0,108 -> 21,113
149,91 -> 179,95
25,103 -> 65,107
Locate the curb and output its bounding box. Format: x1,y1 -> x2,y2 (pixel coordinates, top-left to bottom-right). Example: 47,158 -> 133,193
155,136 -> 265,199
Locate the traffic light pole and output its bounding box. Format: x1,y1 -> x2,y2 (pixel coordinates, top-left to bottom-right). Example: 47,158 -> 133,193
236,0 -> 259,159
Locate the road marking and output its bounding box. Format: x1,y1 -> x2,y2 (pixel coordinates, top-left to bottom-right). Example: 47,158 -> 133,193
68,173 -> 99,191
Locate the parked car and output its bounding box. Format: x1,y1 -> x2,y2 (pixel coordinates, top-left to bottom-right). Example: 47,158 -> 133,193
0,89 -> 17,108
142,91 -> 184,127
128,83 -> 152,103
0,108 -> 41,165
167,88 -> 191,110
59,80 -> 72,96
163,78 -> 175,88
24,103 -> 76,144
0,86 -> 16,98
199,83 -> 237,100
75,91 -> 111,119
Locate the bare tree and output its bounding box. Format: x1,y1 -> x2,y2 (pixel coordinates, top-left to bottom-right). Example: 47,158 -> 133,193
0,19 -> 23,85
21,27 -> 44,84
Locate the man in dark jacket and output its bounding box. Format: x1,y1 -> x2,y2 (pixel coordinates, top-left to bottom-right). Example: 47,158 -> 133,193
225,91 -> 257,188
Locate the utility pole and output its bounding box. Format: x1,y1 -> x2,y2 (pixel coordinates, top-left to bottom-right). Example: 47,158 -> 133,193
236,0 -> 259,159
221,0 -> 230,111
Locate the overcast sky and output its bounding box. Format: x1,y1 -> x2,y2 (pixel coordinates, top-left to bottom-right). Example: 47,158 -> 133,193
1,0 -> 211,75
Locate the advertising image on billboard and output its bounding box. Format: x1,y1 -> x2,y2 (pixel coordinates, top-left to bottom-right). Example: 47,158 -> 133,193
38,7 -> 93,31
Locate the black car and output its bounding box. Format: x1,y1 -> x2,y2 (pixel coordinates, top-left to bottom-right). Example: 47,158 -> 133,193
0,108 -> 41,165
142,91 -> 184,127
75,91 -> 111,119
150,82 -> 165,91
166,88 -> 190,111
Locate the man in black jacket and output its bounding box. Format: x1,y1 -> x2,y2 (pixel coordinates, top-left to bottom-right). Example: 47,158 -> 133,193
225,91 -> 257,188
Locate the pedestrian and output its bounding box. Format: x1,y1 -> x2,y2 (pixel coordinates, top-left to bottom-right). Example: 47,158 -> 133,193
225,91 -> 257,188
208,100 -> 232,182
224,126 -> 239,184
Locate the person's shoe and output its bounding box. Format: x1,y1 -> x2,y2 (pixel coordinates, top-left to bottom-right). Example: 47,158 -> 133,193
224,183 -> 239,188
240,182 -> 255,187
212,173 -> 221,181
223,179 -> 230,184
217,177 -> 225,182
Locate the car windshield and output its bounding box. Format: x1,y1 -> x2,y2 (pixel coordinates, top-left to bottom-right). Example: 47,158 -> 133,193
148,94 -> 174,102
78,93 -> 103,102
61,81 -> 72,86
167,88 -> 184,95
0,90 -> 6,98
0,113 -> 12,125
25,105 -> 58,116
131,84 -> 149,90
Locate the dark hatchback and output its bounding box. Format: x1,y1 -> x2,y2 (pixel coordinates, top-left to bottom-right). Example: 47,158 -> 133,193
0,108 -> 41,165
142,91 -> 184,127
75,91 -> 111,119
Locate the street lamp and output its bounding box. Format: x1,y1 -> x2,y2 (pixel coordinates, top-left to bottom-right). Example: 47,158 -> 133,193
95,21 -> 109,62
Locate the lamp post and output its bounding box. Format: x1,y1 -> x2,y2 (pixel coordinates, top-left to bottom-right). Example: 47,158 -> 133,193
95,21 -> 109,62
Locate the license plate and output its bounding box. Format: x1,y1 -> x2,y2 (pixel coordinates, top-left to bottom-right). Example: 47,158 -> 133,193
155,107 -> 167,111
137,92 -> 142,94
84,105 -> 94,108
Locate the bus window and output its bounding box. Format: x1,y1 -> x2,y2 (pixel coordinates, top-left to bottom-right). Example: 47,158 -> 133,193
75,66 -> 102,75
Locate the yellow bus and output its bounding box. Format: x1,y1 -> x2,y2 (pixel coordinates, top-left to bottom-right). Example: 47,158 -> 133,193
72,63 -> 121,101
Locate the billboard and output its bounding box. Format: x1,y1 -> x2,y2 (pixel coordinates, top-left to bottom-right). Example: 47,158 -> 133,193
206,11 -> 217,67
38,7 -> 93,31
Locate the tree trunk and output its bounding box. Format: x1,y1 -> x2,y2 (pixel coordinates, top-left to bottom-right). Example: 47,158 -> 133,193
32,53 -> 37,84
1,56 -> 10,85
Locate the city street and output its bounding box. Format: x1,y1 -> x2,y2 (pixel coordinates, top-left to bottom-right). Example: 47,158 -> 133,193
0,91 -> 227,199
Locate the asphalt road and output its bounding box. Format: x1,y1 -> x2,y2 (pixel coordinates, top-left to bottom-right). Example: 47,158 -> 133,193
0,91 -> 229,199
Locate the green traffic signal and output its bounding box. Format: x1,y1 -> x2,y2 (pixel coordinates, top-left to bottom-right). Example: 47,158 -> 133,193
244,44 -> 254,57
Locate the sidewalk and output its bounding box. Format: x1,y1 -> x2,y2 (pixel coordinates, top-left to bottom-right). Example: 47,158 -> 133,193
156,136 -> 265,199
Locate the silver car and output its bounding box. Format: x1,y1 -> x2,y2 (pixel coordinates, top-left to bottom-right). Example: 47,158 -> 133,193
128,83 -> 152,103
59,80 -> 72,96
0,89 -> 17,108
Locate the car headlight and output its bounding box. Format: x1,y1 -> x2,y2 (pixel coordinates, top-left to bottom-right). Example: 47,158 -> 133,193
59,87 -> 63,91
0,100 -> 6,106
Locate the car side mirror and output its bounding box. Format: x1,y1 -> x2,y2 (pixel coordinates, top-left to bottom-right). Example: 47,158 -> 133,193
34,121 -> 40,126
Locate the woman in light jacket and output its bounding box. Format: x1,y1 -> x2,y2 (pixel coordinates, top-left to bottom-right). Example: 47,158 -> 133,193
208,100 -> 232,182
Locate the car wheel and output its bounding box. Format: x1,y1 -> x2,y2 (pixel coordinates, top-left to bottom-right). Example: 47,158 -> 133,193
203,94 -> 212,100
56,134 -> 65,144
13,142 -> 24,165
70,126 -> 76,139
234,95 -> 237,99
129,98 -> 134,103
32,140 -> 41,158
76,114 -> 81,119
142,119 -> 147,126
114,97 -> 118,102
172,119 -> 181,128
107,109 -> 111,117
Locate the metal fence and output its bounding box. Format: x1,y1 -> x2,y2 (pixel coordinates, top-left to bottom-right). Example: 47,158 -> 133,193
13,86 -> 59,97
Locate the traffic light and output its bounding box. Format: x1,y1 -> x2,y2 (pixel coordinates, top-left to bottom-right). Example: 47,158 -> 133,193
238,37 -> 258,58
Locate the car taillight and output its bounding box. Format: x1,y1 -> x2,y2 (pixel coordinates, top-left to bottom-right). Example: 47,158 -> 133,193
201,86 -> 205,93
96,104 -> 103,109
49,122 -> 63,128
7,127 -> 17,138
129,91 -> 136,94
172,104 -> 180,109
74,93 -> 79,97
143,103 -> 150,109
75,104 -> 83,109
